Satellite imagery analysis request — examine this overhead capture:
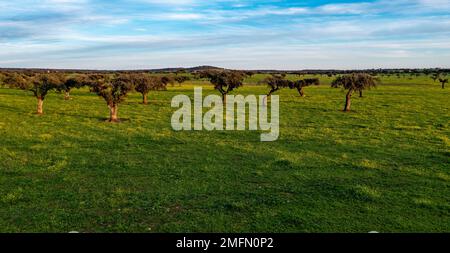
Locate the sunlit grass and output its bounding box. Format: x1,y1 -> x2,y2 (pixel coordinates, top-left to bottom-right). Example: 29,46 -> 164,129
0,75 -> 449,232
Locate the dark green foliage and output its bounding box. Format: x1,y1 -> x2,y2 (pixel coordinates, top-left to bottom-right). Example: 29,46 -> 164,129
298,78 -> 320,87
2,72 -> 29,90
264,74 -> 293,96
3,72 -> 63,114
331,73 -> 378,91
89,74 -> 134,122
132,74 -> 170,104
90,74 -> 134,105
26,73 -> 64,100
0,72 -> 4,87
264,74 -> 320,97
160,76 -> 173,90
331,73 -> 378,112
431,72 -> 441,82
198,70 -> 248,102
57,75 -> 87,100
174,75 -> 190,85
295,78 -> 320,96
438,78 -> 448,89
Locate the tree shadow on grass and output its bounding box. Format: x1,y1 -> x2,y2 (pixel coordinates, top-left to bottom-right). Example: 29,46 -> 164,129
52,111 -> 107,120
98,117 -> 131,123
0,104 -> 33,115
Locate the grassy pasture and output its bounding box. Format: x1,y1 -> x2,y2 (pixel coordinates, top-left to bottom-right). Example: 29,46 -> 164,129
0,75 -> 449,232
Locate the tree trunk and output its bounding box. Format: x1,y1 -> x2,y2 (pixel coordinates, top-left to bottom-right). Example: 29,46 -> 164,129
37,97 -> 44,115
266,88 -> 279,103
64,91 -> 70,100
344,90 -> 353,112
359,90 -> 363,97
108,104 -> 119,122
264,91 -> 274,105
298,86 -> 305,97
442,82 -> 445,89
143,93 -> 148,104
222,93 -> 227,104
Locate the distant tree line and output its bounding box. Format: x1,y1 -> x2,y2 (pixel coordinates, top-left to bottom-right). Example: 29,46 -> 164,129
0,68 -> 447,121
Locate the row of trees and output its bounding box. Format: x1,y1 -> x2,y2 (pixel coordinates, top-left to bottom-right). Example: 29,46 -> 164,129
196,71 -> 377,112
260,73 -> 377,111
0,70 -> 428,121
0,72 -> 190,122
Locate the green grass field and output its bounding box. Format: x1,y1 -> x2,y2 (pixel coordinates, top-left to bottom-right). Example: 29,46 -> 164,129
0,75 -> 449,232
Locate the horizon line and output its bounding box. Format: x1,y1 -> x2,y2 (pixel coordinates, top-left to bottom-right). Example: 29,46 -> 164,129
1,66 -> 449,72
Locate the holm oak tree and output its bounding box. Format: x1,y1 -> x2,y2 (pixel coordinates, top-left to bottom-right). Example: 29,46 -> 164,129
295,78 -> 320,97
57,75 -> 86,100
264,74 -> 320,97
4,72 -> 62,114
89,74 -> 134,122
331,73 -> 378,112
132,74 -> 170,104
174,75 -> 190,86
198,70 -> 248,103
439,78 -> 448,89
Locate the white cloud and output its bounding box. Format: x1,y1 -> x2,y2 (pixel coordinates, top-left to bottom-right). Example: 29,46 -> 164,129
164,13 -> 204,20
317,3 -> 372,15
418,0 -> 450,8
1,0 -> 450,69
138,0 -> 197,6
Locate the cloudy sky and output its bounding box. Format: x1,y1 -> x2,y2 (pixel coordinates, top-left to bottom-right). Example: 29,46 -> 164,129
1,0 -> 449,70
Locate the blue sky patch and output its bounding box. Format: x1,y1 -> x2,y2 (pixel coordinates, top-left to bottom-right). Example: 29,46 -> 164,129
0,0 -> 449,69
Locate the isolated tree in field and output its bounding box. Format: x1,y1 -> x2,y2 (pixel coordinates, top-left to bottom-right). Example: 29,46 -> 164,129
295,78 -> 320,97
174,75 -> 190,86
132,74 -> 169,104
431,72 -> 441,82
331,73 -> 378,112
31,73 -> 64,114
5,72 -> 62,114
198,70 -> 247,103
174,70 -> 190,86
160,76 -> 173,90
439,77 -> 448,89
264,74 -> 293,97
89,74 -> 134,122
264,74 -> 319,97
57,75 -> 86,100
